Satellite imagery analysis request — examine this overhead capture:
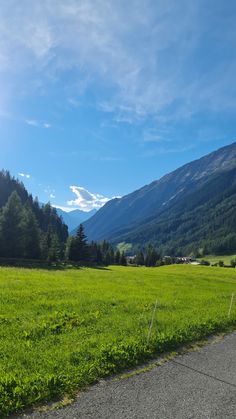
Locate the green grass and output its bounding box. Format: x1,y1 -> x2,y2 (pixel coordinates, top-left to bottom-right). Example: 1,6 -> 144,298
0,265 -> 236,416
199,254 -> 236,265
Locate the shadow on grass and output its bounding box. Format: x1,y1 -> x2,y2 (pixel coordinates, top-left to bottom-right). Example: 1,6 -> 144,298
88,266 -> 111,271
0,258 -> 111,271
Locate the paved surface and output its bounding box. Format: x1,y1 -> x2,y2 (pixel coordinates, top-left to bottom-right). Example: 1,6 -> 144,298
19,332 -> 236,419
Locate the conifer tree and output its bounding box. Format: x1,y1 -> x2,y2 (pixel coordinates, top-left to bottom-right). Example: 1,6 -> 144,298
120,251 -> 127,266
135,251 -> 145,265
115,249 -> 121,264
21,204 -> 41,259
67,224 -> 89,262
0,191 -> 24,258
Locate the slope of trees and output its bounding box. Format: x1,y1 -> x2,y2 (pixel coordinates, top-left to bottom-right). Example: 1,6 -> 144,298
109,167 -> 236,257
0,170 -> 68,260
83,142 -> 236,242
0,170 -> 127,265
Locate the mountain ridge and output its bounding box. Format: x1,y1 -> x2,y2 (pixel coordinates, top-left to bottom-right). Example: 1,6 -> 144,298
55,208 -> 96,233
83,142 -> 236,253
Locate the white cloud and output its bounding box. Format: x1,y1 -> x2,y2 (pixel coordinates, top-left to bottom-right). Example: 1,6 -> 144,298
18,172 -> 30,178
25,119 -> 51,128
143,131 -> 164,143
43,122 -> 51,128
68,98 -> 80,108
44,187 -> 56,199
25,119 -> 38,127
53,205 -> 78,213
67,186 -> 119,211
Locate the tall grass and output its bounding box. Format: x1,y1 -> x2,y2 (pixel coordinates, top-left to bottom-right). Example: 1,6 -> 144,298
0,265 -> 236,416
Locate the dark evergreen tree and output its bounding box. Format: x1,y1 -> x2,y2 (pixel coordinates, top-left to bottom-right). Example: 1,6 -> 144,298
115,249 -> 121,264
0,191 -> 24,258
120,251 -> 127,266
135,251 -> 145,265
67,224 -> 89,262
0,170 -> 68,261
145,245 -> 160,267
21,204 -> 41,259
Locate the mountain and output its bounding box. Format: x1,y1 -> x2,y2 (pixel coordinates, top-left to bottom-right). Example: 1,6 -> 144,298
84,142 -> 236,255
55,208 -> 96,233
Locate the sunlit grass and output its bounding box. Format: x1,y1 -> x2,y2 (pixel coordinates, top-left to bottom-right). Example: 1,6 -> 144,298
0,265 -> 236,416
199,254 -> 236,264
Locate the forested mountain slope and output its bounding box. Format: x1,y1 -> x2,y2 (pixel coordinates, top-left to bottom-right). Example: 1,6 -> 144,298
83,142 -> 236,254
0,170 -> 68,259
109,167 -> 236,255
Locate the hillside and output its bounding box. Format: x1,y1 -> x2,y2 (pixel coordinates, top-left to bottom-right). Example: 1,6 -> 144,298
0,170 -> 68,259
83,142 -> 236,254
111,167 -> 236,255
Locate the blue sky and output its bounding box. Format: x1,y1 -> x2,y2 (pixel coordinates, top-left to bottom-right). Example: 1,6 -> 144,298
0,0 -> 236,211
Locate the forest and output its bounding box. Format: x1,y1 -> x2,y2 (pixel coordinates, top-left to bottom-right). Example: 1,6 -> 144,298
0,170 -> 128,265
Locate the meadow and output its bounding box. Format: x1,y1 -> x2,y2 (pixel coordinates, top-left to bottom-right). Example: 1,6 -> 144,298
0,264 -> 236,416
200,254 -> 236,265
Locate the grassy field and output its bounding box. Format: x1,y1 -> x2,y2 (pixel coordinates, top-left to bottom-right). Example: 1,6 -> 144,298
200,254 -> 236,265
1,265 -> 236,416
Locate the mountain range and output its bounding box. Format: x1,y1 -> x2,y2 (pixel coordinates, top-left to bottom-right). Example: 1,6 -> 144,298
83,142 -> 236,255
55,208 -> 96,233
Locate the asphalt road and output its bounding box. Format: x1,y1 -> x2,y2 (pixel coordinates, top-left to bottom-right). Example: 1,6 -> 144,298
19,332 -> 236,419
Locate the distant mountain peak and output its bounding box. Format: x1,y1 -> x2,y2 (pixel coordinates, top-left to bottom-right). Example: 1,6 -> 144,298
55,207 -> 96,233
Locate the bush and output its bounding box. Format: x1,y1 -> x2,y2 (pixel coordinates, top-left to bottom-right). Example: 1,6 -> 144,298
230,259 -> 236,268
200,260 -> 210,266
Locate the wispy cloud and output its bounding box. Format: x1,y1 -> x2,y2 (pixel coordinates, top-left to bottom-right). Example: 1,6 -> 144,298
43,122 -> 51,129
25,119 -> 38,127
43,186 -> 56,200
67,186 -> 120,211
18,172 -> 30,179
1,0 -> 236,123
68,98 -> 80,108
25,119 -> 51,128
143,130 -> 164,143
140,144 -> 196,158
53,205 -> 78,213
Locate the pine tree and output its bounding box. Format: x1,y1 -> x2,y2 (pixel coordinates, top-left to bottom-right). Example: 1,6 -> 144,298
75,224 -> 89,261
0,191 -> 24,258
67,224 -> 89,262
96,244 -> 103,264
48,233 -> 61,261
110,247 -> 115,264
120,251 -> 127,266
115,249 -> 121,264
21,204 -> 41,259
135,251 -> 145,265
145,245 -> 159,267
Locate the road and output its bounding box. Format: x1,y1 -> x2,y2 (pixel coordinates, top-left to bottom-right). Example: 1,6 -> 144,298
19,332 -> 236,419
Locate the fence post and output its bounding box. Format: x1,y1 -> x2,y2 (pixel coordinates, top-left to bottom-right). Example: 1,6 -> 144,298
228,293 -> 234,318
147,299 -> 158,345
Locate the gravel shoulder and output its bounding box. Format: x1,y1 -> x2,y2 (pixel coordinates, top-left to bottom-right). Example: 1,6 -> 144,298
19,332 -> 236,419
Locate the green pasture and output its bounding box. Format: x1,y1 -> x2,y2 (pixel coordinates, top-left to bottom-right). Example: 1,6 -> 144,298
0,265 -> 236,416
200,254 -> 236,265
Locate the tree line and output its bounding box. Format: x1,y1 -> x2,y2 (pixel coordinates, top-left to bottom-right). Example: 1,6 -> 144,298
0,171 -> 128,265
0,189 -> 68,260
66,224 -> 127,265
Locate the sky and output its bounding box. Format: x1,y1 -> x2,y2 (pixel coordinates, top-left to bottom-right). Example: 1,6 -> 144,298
0,0 -> 236,211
